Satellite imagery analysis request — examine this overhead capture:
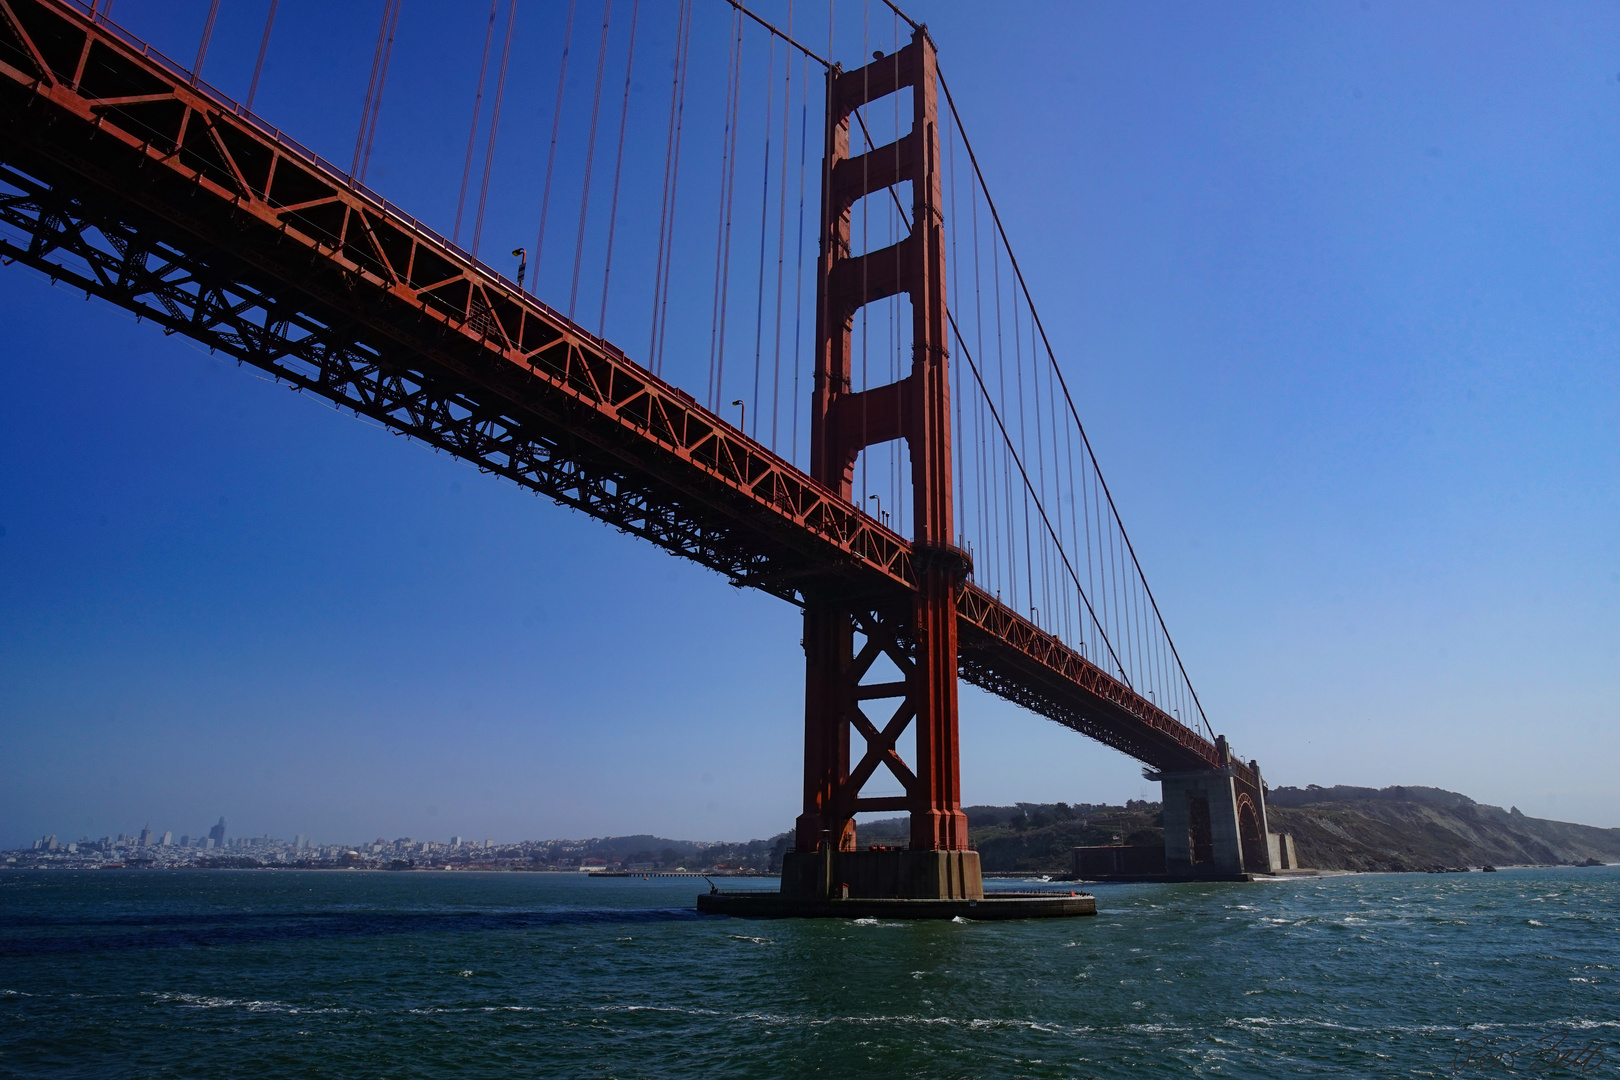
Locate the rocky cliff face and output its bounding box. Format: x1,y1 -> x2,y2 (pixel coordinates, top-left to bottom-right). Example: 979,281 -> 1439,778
1264,786 -> 1620,872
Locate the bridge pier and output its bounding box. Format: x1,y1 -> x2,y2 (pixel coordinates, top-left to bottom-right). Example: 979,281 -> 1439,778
1159,770 -> 1246,877
1155,742 -> 1275,878
780,846 -> 982,901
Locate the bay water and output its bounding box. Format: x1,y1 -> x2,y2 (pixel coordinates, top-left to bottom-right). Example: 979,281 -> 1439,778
1,867 -> 1615,1078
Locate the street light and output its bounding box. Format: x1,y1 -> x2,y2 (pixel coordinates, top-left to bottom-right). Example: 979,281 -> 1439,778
731,399 -> 745,433
868,494 -> 887,526
511,247 -> 526,291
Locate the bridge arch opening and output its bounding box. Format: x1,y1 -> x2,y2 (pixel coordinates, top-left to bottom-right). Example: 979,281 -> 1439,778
1237,795 -> 1266,874
1187,794 -> 1214,867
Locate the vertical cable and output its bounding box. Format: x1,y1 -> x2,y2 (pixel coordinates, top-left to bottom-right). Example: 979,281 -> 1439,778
454,0 -> 501,247
534,0 -> 579,276
649,0 -> 692,374
245,0 -> 279,112
191,0 -> 222,87
569,0 -> 613,320
990,235 -> 1014,607
890,13 -> 902,538
939,67 -> 1214,733
471,0 -> 519,261
653,0 -> 694,376
768,0 -> 795,453
598,0 -> 640,335
789,49 -> 808,463
750,39 -> 777,440
1012,281 -> 1033,616
947,110 -> 962,548
707,11 -> 744,411
969,173 -> 991,593
856,1 -> 870,515
353,0 -> 402,186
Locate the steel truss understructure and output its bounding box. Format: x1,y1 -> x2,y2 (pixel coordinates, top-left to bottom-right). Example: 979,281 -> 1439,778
0,0 -> 1251,786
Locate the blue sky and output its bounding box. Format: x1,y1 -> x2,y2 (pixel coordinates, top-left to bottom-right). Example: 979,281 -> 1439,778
2,1 -> 1618,847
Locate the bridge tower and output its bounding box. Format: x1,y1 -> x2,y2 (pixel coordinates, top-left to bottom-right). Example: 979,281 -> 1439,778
783,27 -> 981,901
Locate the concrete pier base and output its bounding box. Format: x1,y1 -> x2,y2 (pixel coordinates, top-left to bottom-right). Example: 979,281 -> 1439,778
1160,770 -> 1248,878
697,891 -> 1095,920
779,848 -> 983,901
697,845 -> 1092,919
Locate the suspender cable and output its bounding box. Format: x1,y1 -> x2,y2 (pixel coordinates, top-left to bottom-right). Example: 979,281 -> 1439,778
598,0 -> 640,336
789,50 -> 808,463
858,2 -> 868,511
353,0 -> 402,186
768,0 -> 795,452
454,0 -> 501,247
651,0 -> 690,375
937,66 -> 1217,740
648,0 -> 693,375
949,314 -> 1130,684
470,0 -> 518,260
568,0 -> 613,320
749,39 -> 776,440
533,0 -> 578,277
191,0 -> 221,87
245,0 -> 279,111
947,109 -> 963,546
707,10 -> 743,411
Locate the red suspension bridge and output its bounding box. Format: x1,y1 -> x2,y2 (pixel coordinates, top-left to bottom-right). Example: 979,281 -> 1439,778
0,0 -> 1280,901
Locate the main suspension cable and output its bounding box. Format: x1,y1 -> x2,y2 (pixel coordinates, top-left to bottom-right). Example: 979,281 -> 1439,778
718,0 -> 828,68
936,65 -> 1217,740
950,314 -> 1131,684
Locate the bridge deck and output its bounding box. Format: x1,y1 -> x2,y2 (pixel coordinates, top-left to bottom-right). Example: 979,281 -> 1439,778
0,0 -> 1241,779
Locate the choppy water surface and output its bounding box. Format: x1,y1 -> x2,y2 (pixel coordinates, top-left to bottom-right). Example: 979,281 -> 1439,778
1,867 -> 1615,1078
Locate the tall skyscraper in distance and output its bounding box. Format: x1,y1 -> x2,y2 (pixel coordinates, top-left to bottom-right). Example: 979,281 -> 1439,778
138,825 -> 153,848
160,831 -> 173,846
208,818 -> 227,847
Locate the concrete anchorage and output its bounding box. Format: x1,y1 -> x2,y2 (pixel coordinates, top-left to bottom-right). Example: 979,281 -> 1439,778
1151,742 -> 1281,880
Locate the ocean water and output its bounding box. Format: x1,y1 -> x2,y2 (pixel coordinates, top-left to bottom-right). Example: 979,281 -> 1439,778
0,868 -> 1615,1079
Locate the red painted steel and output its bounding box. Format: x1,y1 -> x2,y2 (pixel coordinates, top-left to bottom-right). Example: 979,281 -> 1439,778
0,0 -> 1247,800
798,30 -> 970,855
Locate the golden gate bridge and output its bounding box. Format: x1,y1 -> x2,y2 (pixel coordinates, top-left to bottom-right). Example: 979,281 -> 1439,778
0,0 -> 1280,912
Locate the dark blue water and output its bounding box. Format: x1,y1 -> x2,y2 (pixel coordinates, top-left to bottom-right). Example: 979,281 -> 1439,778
1,868 -> 1615,1078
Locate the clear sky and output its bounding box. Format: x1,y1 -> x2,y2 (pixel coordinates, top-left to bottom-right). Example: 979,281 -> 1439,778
2,1 -> 1617,849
